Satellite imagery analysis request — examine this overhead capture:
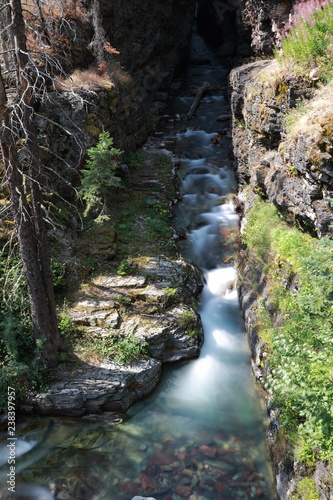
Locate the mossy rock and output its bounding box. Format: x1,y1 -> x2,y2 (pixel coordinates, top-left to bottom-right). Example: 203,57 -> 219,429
85,123 -> 101,138
80,224 -> 117,259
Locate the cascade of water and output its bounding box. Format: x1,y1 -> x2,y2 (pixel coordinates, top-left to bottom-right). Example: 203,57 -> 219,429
0,26 -> 277,500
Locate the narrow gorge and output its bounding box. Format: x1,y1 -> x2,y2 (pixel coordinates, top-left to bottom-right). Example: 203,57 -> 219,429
0,1 -> 333,499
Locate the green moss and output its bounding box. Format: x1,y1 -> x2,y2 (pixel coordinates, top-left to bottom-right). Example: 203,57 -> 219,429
242,200 -> 277,261
255,298 -> 274,345
291,477 -> 319,500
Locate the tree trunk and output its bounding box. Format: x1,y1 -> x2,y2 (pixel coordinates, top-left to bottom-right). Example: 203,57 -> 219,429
0,0 -> 63,365
187,82 -> 211,119
89,0 -> 107,66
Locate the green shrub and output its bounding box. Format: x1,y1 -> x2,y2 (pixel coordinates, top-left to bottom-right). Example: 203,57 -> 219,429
79,131 -> 123,216
52,259 -> 67,289
0,252 -> 52,411
117,259 -> 134,275
176,309 -> 199,337
97,332 -> 148,364
58,314 -> 74,339
291,477 -> 320,500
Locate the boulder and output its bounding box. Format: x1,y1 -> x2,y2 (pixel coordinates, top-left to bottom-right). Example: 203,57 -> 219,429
21,358 -> 161,416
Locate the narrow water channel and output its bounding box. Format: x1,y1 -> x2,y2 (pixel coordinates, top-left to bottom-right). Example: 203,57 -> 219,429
0,26 -> 276,500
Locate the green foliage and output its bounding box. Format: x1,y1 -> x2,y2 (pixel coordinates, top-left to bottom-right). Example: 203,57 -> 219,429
96,332 -> 148,364
79,131 -> 123,216
288,164 -> 298,175
255,298 -> 274,345
58,314 -> 74,339
143,199 -> 173,240
51,259 -> 66,289
121,151 -> 143,169
117,259 -> 134,275
276,2 -> 333,83
0,252 -> 33,359
0,251 -> 52,411
291,477 -> 320,500
176,309 -> 199,337
146,109 -> 158,132
115,295 -> 132,309
244,197 -> 333,464
242,201 -> 278,261
117,220 -> 136,239
117,197 -> 173,255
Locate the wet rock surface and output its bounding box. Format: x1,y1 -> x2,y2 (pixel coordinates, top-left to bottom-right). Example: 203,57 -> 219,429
21,359 -> 162,416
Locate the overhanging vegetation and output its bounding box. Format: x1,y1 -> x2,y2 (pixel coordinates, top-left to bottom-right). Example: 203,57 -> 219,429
243,196 -> 333,464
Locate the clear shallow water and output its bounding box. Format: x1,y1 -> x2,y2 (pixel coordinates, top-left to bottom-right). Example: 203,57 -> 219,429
0,29 -> 276,500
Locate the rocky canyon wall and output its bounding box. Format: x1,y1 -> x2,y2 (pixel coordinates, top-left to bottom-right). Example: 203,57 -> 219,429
38,0 -> 196,202
100,0 -> 196,89
229,58 -> 333,500
198,0 -> 320,57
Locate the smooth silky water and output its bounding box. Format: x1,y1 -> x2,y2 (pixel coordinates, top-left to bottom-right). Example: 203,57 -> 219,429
0,28 -> 276,500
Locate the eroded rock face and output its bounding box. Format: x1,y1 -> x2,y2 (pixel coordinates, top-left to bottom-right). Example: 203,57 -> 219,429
230,60 -> 333,237
23,256 -> 203,416
37,0 -> 196,202
101,0 -> 196,88
197,0 -> 251,57
196,0 -> 303,58
230,59 -> 333,499
37,83 -> 165,203
241,0 -> 292,54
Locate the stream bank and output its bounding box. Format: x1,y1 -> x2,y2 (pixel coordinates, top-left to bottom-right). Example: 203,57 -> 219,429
229,59 -> 333,499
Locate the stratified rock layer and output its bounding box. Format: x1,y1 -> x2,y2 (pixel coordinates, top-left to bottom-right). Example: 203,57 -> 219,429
230,60 -> 333,237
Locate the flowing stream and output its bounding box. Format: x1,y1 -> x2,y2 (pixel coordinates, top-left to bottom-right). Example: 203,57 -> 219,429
0,26 -> 276,500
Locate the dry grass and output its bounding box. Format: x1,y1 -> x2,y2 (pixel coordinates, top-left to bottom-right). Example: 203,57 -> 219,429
257,60 -> 290,86
56,66 -> 133,91
286,81 -> 333,138
56,68 -> 115,90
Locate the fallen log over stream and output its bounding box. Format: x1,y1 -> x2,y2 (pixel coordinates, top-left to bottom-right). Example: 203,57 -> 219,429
187,81 -> 211,119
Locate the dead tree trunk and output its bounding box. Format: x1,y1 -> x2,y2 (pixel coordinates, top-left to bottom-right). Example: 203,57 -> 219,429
187,81 -> 211,119
89,0 -> 107,67
0,0 -> 63,365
